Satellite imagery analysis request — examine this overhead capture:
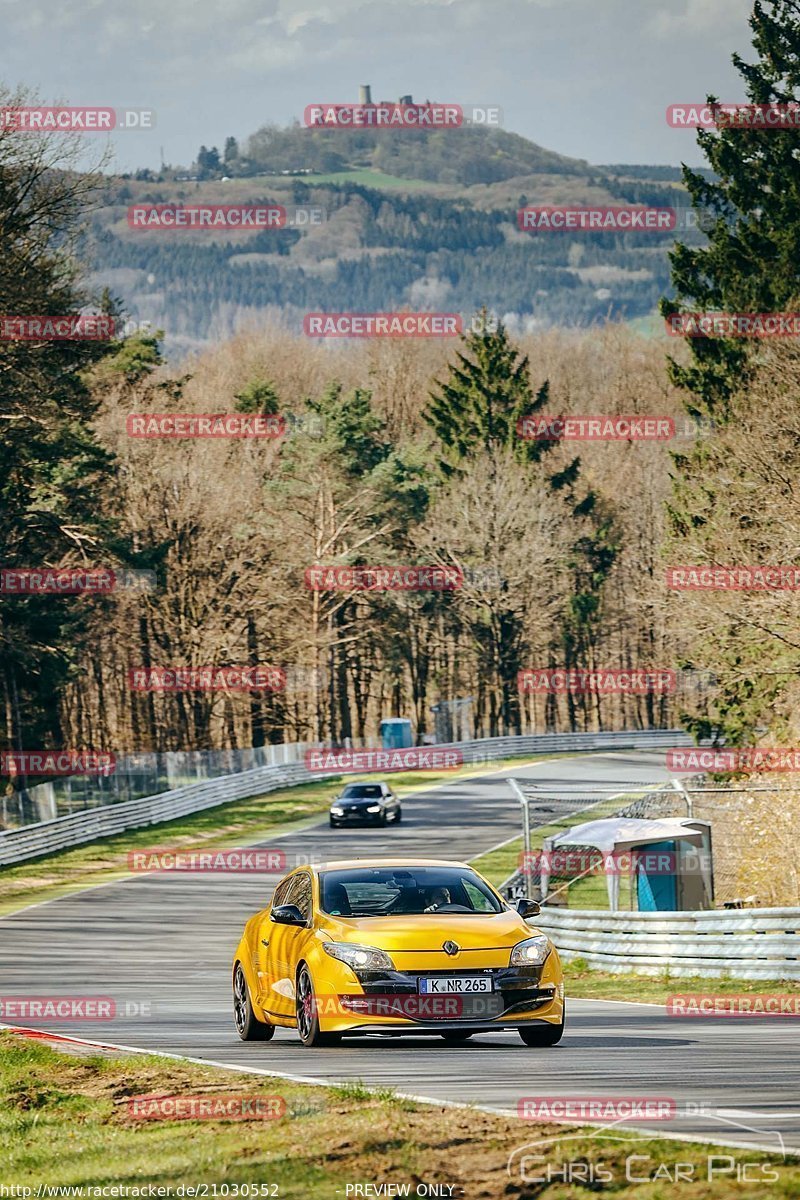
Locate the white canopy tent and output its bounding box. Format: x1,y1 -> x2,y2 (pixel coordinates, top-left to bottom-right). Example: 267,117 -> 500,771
539,816 -> 712,912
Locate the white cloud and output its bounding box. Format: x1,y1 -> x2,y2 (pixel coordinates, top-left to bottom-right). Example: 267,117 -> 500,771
1,0 -> 757,170
647,0 -> 751,38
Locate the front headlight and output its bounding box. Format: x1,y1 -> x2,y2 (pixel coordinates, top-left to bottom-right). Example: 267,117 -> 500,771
330,806 -> 344,815
323,942 -> 395,971
366,804 -> 381,813
510,935 -> 551,967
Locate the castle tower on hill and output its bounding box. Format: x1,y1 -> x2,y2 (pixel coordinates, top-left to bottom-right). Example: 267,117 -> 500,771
357,86 -> 422,106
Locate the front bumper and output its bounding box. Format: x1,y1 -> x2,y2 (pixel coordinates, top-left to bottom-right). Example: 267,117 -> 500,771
329,809 -> 385,824
313,961 -> 564,1033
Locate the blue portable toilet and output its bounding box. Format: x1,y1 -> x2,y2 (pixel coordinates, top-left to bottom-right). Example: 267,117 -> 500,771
635,840 -> 678,911
380,718 -> 413,749
540,817 -> 713,912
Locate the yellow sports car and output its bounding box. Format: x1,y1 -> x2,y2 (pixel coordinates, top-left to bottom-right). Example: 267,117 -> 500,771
232,858 -> 564,1047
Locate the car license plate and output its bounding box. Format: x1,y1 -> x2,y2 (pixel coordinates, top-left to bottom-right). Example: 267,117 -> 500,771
418,976 -> 493,994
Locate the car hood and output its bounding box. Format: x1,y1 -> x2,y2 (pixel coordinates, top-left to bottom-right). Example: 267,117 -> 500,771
320,910 -> 537,951
333,797 -> 381,807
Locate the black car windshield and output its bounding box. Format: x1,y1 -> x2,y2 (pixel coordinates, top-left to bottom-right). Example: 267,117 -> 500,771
340,785 -> 383,799
320,867 -> 503,917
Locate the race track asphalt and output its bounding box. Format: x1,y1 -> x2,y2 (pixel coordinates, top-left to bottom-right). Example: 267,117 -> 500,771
1,751 -> 797,1160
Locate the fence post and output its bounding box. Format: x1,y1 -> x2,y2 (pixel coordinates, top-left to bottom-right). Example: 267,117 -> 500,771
672,775 -> 692,818
508,778 -> 532,898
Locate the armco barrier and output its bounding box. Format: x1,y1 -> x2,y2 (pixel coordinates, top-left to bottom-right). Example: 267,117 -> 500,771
0,729 -> 692,868
531,905 -> 800,981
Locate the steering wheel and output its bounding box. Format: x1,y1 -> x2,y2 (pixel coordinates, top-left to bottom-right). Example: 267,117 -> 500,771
433,903 -> 472,912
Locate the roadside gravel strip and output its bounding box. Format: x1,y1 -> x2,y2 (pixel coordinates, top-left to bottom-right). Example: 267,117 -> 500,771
1,752 -> 798,1156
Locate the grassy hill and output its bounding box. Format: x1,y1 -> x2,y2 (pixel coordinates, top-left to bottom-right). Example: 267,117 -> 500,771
231,121 -> 590,185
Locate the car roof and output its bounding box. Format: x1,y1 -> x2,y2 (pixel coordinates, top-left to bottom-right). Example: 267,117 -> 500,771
307,858 -> 473,873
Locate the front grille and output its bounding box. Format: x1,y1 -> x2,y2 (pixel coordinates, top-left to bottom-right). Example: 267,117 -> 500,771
349,966 -> 552,1021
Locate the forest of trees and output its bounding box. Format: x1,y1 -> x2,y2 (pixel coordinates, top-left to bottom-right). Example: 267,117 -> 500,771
90,180 -> 692,350
96,159 -> 701,350
5,1 -> 800,773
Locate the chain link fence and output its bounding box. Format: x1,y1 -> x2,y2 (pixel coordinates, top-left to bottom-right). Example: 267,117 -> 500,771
504,778 -> 800,910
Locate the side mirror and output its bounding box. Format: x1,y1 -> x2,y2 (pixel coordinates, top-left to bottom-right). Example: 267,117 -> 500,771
270,904 -> 306,927
516,898 -> 540,918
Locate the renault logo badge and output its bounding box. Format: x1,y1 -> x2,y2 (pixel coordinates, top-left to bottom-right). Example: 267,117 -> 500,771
443,940 -> 459,956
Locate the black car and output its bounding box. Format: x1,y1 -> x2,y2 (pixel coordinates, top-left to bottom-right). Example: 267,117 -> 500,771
329,781 -> 402,827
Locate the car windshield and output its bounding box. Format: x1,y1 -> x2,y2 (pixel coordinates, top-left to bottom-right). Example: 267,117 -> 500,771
320,867 -> 503,917
340,785 -> 383,799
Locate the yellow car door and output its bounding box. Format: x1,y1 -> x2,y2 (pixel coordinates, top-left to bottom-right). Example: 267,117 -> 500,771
261,870 -> 315,1020
255,877 -> 290,1018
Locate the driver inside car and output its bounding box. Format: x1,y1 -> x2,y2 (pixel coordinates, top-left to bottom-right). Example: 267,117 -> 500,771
423,886 -> 451,912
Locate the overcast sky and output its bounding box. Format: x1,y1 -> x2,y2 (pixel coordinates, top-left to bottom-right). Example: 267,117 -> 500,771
2,0 -> 756,172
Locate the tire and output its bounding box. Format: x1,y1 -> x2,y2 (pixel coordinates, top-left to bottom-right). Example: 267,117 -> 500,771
329,817 -> 338,828
518,1007 -> 565,1047
233,962 -> 274,1041
441,1032 -> 473,1043
394,807 -> 402,823
295,965 -> 342,1048
379,810 -> 388,826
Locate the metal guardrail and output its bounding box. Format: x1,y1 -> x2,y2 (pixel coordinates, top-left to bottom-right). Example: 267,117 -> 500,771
0,728 -> 692,867
530,906 -> 800,980
8,728 -> 692,829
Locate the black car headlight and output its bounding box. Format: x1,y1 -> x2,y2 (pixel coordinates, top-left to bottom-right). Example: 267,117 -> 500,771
323,942 -> 395,971
330,806 -> 344,815
510,935 -> 551,967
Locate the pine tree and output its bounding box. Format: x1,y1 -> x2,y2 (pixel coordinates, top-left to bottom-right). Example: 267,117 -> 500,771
661,2 -> 800,741
661,0 -> 800,417
424,315 -> 553,474
424,315 -> 619,734
0,101 -> 123,770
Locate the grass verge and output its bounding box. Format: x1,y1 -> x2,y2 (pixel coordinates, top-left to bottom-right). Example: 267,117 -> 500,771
2,1033 -> 797,1196
471,788 -> 653,907
563,959 -> 800,1004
